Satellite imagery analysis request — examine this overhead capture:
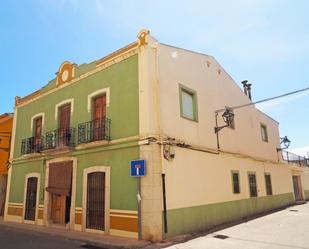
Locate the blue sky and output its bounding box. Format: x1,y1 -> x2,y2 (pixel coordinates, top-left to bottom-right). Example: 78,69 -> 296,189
0,0 -> 308,149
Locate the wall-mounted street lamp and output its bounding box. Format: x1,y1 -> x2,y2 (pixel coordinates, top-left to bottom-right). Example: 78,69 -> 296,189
277,136 -> 291,151
214,109 -> 235,133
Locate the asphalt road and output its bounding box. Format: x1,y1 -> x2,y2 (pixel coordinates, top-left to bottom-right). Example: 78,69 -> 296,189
0,224 -> 90,249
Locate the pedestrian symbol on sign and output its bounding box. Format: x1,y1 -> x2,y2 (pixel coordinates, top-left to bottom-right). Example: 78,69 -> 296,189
130,160 -> 146,177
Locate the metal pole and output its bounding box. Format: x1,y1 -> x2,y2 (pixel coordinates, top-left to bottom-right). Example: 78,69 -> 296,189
137,178 -> 142,240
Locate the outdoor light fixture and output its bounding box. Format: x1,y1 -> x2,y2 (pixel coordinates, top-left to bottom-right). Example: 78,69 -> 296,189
277,136 -> 291,151
214,109 -> 235,133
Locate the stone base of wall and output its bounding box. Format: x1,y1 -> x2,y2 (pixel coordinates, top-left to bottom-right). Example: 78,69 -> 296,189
304,190 -> 309,201
164,192 -> 295,238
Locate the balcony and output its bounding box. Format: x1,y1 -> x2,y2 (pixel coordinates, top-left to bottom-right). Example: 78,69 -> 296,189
45,127 -> 76,150
282,150 -> 309,167
78,118 -> 111,144
21,136 -> 44,155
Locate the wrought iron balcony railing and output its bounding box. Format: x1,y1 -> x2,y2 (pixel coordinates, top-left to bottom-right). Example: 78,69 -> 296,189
78,118 -> 111,144
21,136 -> 44,155
45,127 -> 76,150
282,150 -> 309,167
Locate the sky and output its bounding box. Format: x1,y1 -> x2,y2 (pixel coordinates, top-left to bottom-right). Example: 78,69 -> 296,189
0,0 -> 308,150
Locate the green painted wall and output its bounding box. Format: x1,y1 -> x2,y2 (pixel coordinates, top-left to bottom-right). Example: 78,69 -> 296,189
304,190 -> 309,201
14,55 -> 139,158
74,145 -> 139,210
9,144 -> 139,211
9,159 -> 46,205
164,193 -> 295,238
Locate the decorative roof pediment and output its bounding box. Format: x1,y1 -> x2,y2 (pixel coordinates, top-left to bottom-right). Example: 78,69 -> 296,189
56,61 -> 76,86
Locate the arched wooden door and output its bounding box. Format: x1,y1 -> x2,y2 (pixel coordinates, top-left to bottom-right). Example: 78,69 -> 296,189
24,177 -> 38,221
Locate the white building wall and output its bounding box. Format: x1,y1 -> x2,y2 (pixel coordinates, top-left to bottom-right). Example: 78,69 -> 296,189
164,147 -> 293,210
157,44 -> 281,162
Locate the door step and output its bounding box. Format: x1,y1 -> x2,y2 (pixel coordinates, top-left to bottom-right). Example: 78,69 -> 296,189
295,200 -> 306,205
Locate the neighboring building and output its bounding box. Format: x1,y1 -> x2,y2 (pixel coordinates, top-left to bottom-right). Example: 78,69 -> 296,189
4,30 -> 309,241
0,113 -> 13,216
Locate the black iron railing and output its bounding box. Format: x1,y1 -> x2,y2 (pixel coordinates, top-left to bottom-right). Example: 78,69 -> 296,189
21,136 -> 44,155
78,118 -> 111,144
282,150 -> 309,167
45,127 -> 76,150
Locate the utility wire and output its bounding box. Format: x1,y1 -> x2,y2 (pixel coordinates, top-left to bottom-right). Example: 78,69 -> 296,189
216,86 -> 309,113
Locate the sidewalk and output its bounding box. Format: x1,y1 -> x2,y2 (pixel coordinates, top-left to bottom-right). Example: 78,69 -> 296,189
0,219 -> 151,249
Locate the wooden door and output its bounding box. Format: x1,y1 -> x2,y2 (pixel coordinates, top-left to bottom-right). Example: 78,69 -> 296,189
93,95 -> 106,141
33,117 -> 42,151
51,194 -> 66,224
293,176 -> 303,201
86,172 -> 105,230
59,104 -> 71,146
24,177 -> 38,221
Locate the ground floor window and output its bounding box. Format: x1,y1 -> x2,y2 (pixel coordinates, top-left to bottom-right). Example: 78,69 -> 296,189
86,172 -> 105,230
231,171 -> 240,194
265,174 -> 273,195
248,173 -> 257,197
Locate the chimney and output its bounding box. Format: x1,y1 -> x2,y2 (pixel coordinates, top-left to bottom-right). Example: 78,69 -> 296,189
241,80 -> 252,101
246,83 -> 252,101
241,80 -> 248,96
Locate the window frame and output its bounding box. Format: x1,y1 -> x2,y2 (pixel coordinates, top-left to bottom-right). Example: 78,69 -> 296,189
260,123 -> 268,142
231,170 -> 240,194
265,173 -> 273,196
248,172 -> 258,197
179,84 -> 198,122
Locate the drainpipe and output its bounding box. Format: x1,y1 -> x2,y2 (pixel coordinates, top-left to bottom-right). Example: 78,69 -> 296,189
161,173 -> 168,233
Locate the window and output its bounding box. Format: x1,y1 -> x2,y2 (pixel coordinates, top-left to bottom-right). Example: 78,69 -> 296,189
260,124 -> 268,142
265,174 -> 273,195
248,173 -> 258,197
179,85 -> 198,121
231,171 -> 240,194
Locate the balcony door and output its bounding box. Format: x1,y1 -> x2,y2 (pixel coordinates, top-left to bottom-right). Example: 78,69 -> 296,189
33,117 -> 42,151
59,104 -> 71,147
93,95 -> 106,141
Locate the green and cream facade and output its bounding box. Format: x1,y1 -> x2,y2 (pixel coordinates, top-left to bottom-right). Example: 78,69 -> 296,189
5,30 -> 309,241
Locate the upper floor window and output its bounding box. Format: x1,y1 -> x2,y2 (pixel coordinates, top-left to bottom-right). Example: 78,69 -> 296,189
59,104 -> 71,129
248,173 -> 258,197
231,171 -> 240,194
265,174 -> 273,195
93,95 -> 106,121
260,123 -> 268,142
33,116 -> 42,138
179,84 -> 198,121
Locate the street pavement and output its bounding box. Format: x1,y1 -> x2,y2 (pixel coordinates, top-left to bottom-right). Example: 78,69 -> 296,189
0,224 -> 82,249
1,203 -> 309,249
165,202 -> 309,249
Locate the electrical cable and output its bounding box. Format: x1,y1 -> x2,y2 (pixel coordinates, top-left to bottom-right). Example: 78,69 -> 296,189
216,86 -> 309,113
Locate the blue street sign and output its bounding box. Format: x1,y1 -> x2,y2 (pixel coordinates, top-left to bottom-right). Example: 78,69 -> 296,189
130,160 -> 146,177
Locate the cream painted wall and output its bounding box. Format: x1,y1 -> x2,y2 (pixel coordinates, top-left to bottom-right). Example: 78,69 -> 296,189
164,147 -> 294,210
157,44 -> 281,162
301,168 -> 309,190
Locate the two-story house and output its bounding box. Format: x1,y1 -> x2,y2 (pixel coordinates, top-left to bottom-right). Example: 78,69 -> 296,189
4,30 -> 309,241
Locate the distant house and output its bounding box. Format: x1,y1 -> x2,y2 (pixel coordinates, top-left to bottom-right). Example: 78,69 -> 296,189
0,113 -> 13,216
4,30 -> 309,241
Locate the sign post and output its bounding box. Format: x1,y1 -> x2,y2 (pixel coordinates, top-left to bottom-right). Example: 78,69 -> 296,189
130,159 -> 146,240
